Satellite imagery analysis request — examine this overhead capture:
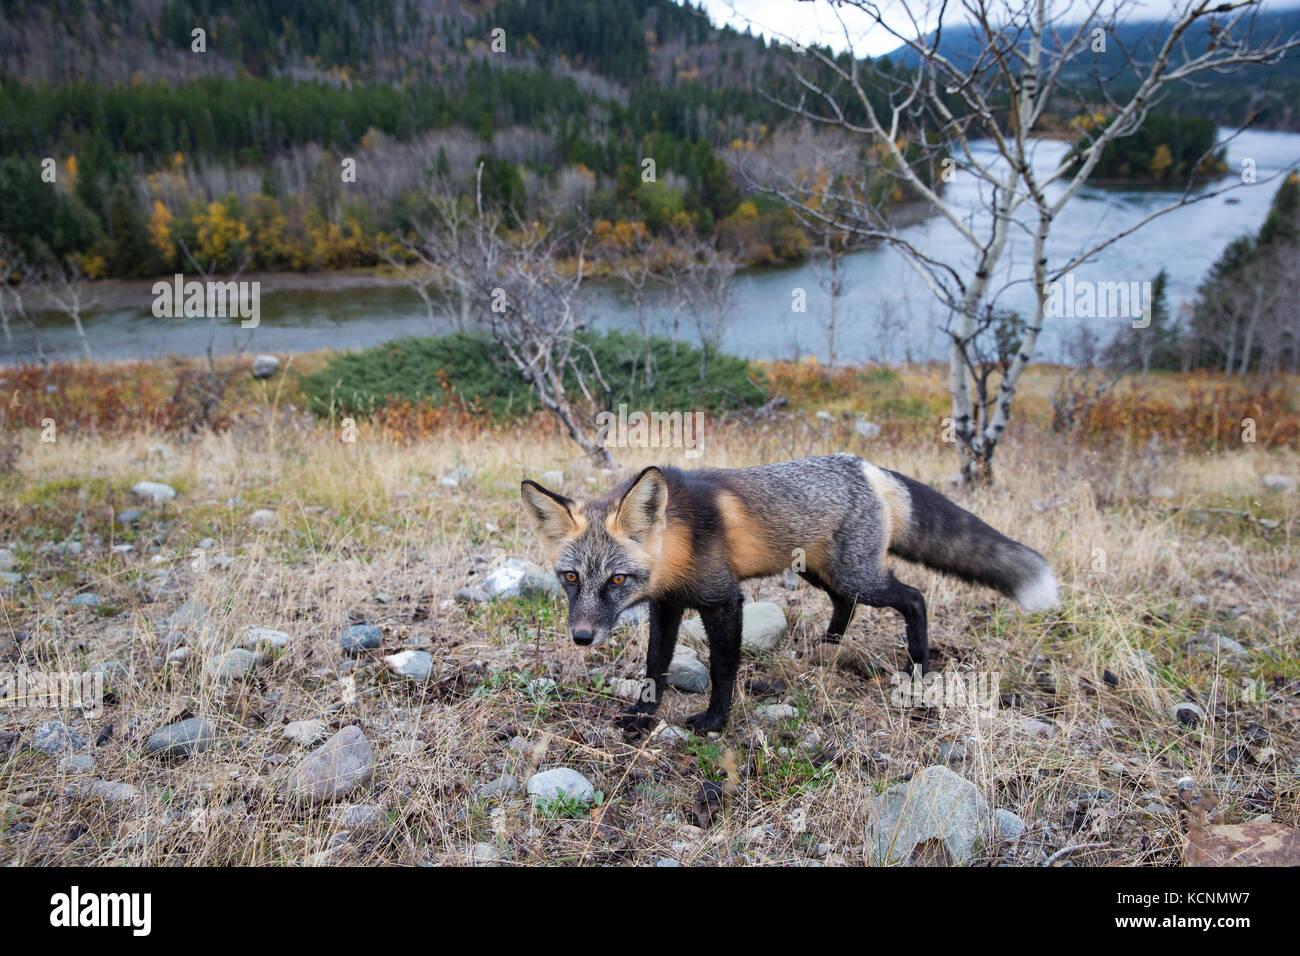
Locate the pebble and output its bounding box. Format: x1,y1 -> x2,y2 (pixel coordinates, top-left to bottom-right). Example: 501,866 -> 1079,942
680,601 -> 786,653
132,481 -> 176,504
666,645 -> 709,693
248,509 -> 276,527
68,592 -> 100,606
384,649 -> 433,682
526,768 -> 596,804
339,624 -> 383,656
478,774 -> 521,799
202,648 -> 257,683
251,355 -> 280,379
30,721 -> 86,755
754,703 -> 798,722
283,719 -> 328,747
242,626 -> 291,648
144,718 -> 215,759
994,808 -> 1027,840
282,726 -> 374,804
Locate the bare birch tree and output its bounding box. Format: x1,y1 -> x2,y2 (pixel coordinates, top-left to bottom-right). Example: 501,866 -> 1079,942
42,257 -> 98,360
742,0 -> 1299,482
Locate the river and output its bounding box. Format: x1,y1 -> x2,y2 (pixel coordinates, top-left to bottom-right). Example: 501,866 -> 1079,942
4,128 -> 1297,366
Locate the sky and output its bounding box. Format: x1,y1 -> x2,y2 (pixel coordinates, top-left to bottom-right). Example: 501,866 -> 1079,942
692,0 -> 1300,57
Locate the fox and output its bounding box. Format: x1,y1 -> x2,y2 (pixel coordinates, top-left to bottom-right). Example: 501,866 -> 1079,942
520,453 -> 1058,734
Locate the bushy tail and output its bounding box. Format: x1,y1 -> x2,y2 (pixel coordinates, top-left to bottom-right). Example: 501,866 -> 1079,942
886,471 -> 1058,611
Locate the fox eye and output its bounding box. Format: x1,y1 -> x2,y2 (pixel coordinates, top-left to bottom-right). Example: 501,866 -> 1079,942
563,571 -> 578,584
610,573 -> 626,586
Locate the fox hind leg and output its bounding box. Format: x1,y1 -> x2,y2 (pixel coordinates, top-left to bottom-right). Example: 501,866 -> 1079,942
800,571 -> 856,643
859,572 -> 928,673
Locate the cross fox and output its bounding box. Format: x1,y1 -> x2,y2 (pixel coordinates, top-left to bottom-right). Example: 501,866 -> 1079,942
521,454 -> 1057,733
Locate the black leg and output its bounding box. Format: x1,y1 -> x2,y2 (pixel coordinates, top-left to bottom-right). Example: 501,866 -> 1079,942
868,573 -> 928,673
800,571 -> 855,643
685,589 -> 743,733
616,599 -> 683,731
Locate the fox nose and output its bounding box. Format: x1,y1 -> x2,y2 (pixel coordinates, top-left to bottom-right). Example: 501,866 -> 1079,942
572,629 -> 594,646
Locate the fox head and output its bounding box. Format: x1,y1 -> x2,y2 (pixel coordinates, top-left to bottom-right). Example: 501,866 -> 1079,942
520,467 -> 668,648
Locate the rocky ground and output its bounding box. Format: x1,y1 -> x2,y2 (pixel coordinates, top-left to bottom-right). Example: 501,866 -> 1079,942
0,410 -> 1297,866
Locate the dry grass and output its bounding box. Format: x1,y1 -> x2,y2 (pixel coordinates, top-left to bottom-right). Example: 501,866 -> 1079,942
0,367 -> 1297,867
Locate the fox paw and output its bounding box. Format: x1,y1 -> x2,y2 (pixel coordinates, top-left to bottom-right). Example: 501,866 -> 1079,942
615,705 -> 656,734
684,711 -> 727,734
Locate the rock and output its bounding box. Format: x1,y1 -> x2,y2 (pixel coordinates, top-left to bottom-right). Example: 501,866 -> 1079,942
870,765 -> 991,865
283,726 -> 374,804
439,466 -> 472,488
132,481 -> 176,504
117,509 -> 143,527
242,626 -> 291,648
754,703 -> 798,722
384,649 -> 433,682
540,469 -> 565,487
1260,474 -> 1295,493
1018,718 -> 1056,738
167,599 -> 211,631
248,508 -> 276,527
202,648 -> 257,683
65,778 -> 142,804
1190,631 -> 1247,658
197,537 -> 216,550
526,768 -> 596,804
144,718 -> 215,759
654,858 -> 682,867
0,548 -> 13,571
0,571 -> 22,585
666,645 -> 709,694
1172,702 -> 1206,728
68,592 -> 100,606
339,624 -> 383,656
30,721 -> 86,755
1152,486 -> 1175,500
854,419 -> 882,438
58,754 -> 96,774
88,660 -> 127,683
251,354 -> 280,379
617,603 -> 648,629
471,842 -> 502,865
994,809 -> 1027,841
334,803 -> 383,828
478,774 -> 521,799
481,557 -> 561,600
283,719 -> 328,747
680,601 -> 787,654
454,586 -> 490,603
815,410 -> 833,421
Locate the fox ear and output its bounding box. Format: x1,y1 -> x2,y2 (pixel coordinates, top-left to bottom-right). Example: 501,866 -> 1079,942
521,480 -> 580,550
612,467 -> 668,544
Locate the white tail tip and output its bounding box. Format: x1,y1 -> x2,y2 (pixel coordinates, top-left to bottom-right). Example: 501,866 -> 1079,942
1015,566 -> 1059,612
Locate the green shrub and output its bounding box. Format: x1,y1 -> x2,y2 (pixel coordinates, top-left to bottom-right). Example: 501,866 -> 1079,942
299,331 -> 766,419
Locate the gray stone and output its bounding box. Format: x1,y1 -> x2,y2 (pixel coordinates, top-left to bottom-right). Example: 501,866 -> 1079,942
334,803 -> 383,828
88,660 -> 127,683
117,509 -> 143,527
617,603 -> 648,629
854,419 -> 882,438
340,624 -> 383,655
540,469 -> 565,487
680,601 -> 787,653
65,778 -> 141,804
994,809 -> 1027,841
0,547 -> 13,571
68,592 -> 100,606
526,768 -> 596,804
1018,718 -> 1056,738
1190,631 -> 1247,658
455,586 -> 490,603
478,773 -> 521,799
167,599 -> 211,631
384,649 -> 433,682
666,645 -> 709,694
283,726 -> 374,804
283,719 -> 328,747
31,721 -> 86,755
1172,702 -> 1206,728
870,765 -> 991,865
132,481 -> 176,504
0,571 -> 22,585
242,626 -> 291,648
202,648 -> 257,683
471,842 -> 502,865
1261,474 -> 1295,493
754,703 -> 798,722
58,754 -> 96,774
197,537 -> 216,550
248,508 -> 276,527
144,717 -> 215,759
481,557 -> 561,600
251,354 -> 280,379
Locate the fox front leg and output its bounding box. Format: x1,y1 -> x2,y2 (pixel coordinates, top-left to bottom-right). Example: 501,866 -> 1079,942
685,590 -> 743,734
616,599 -> 683,733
